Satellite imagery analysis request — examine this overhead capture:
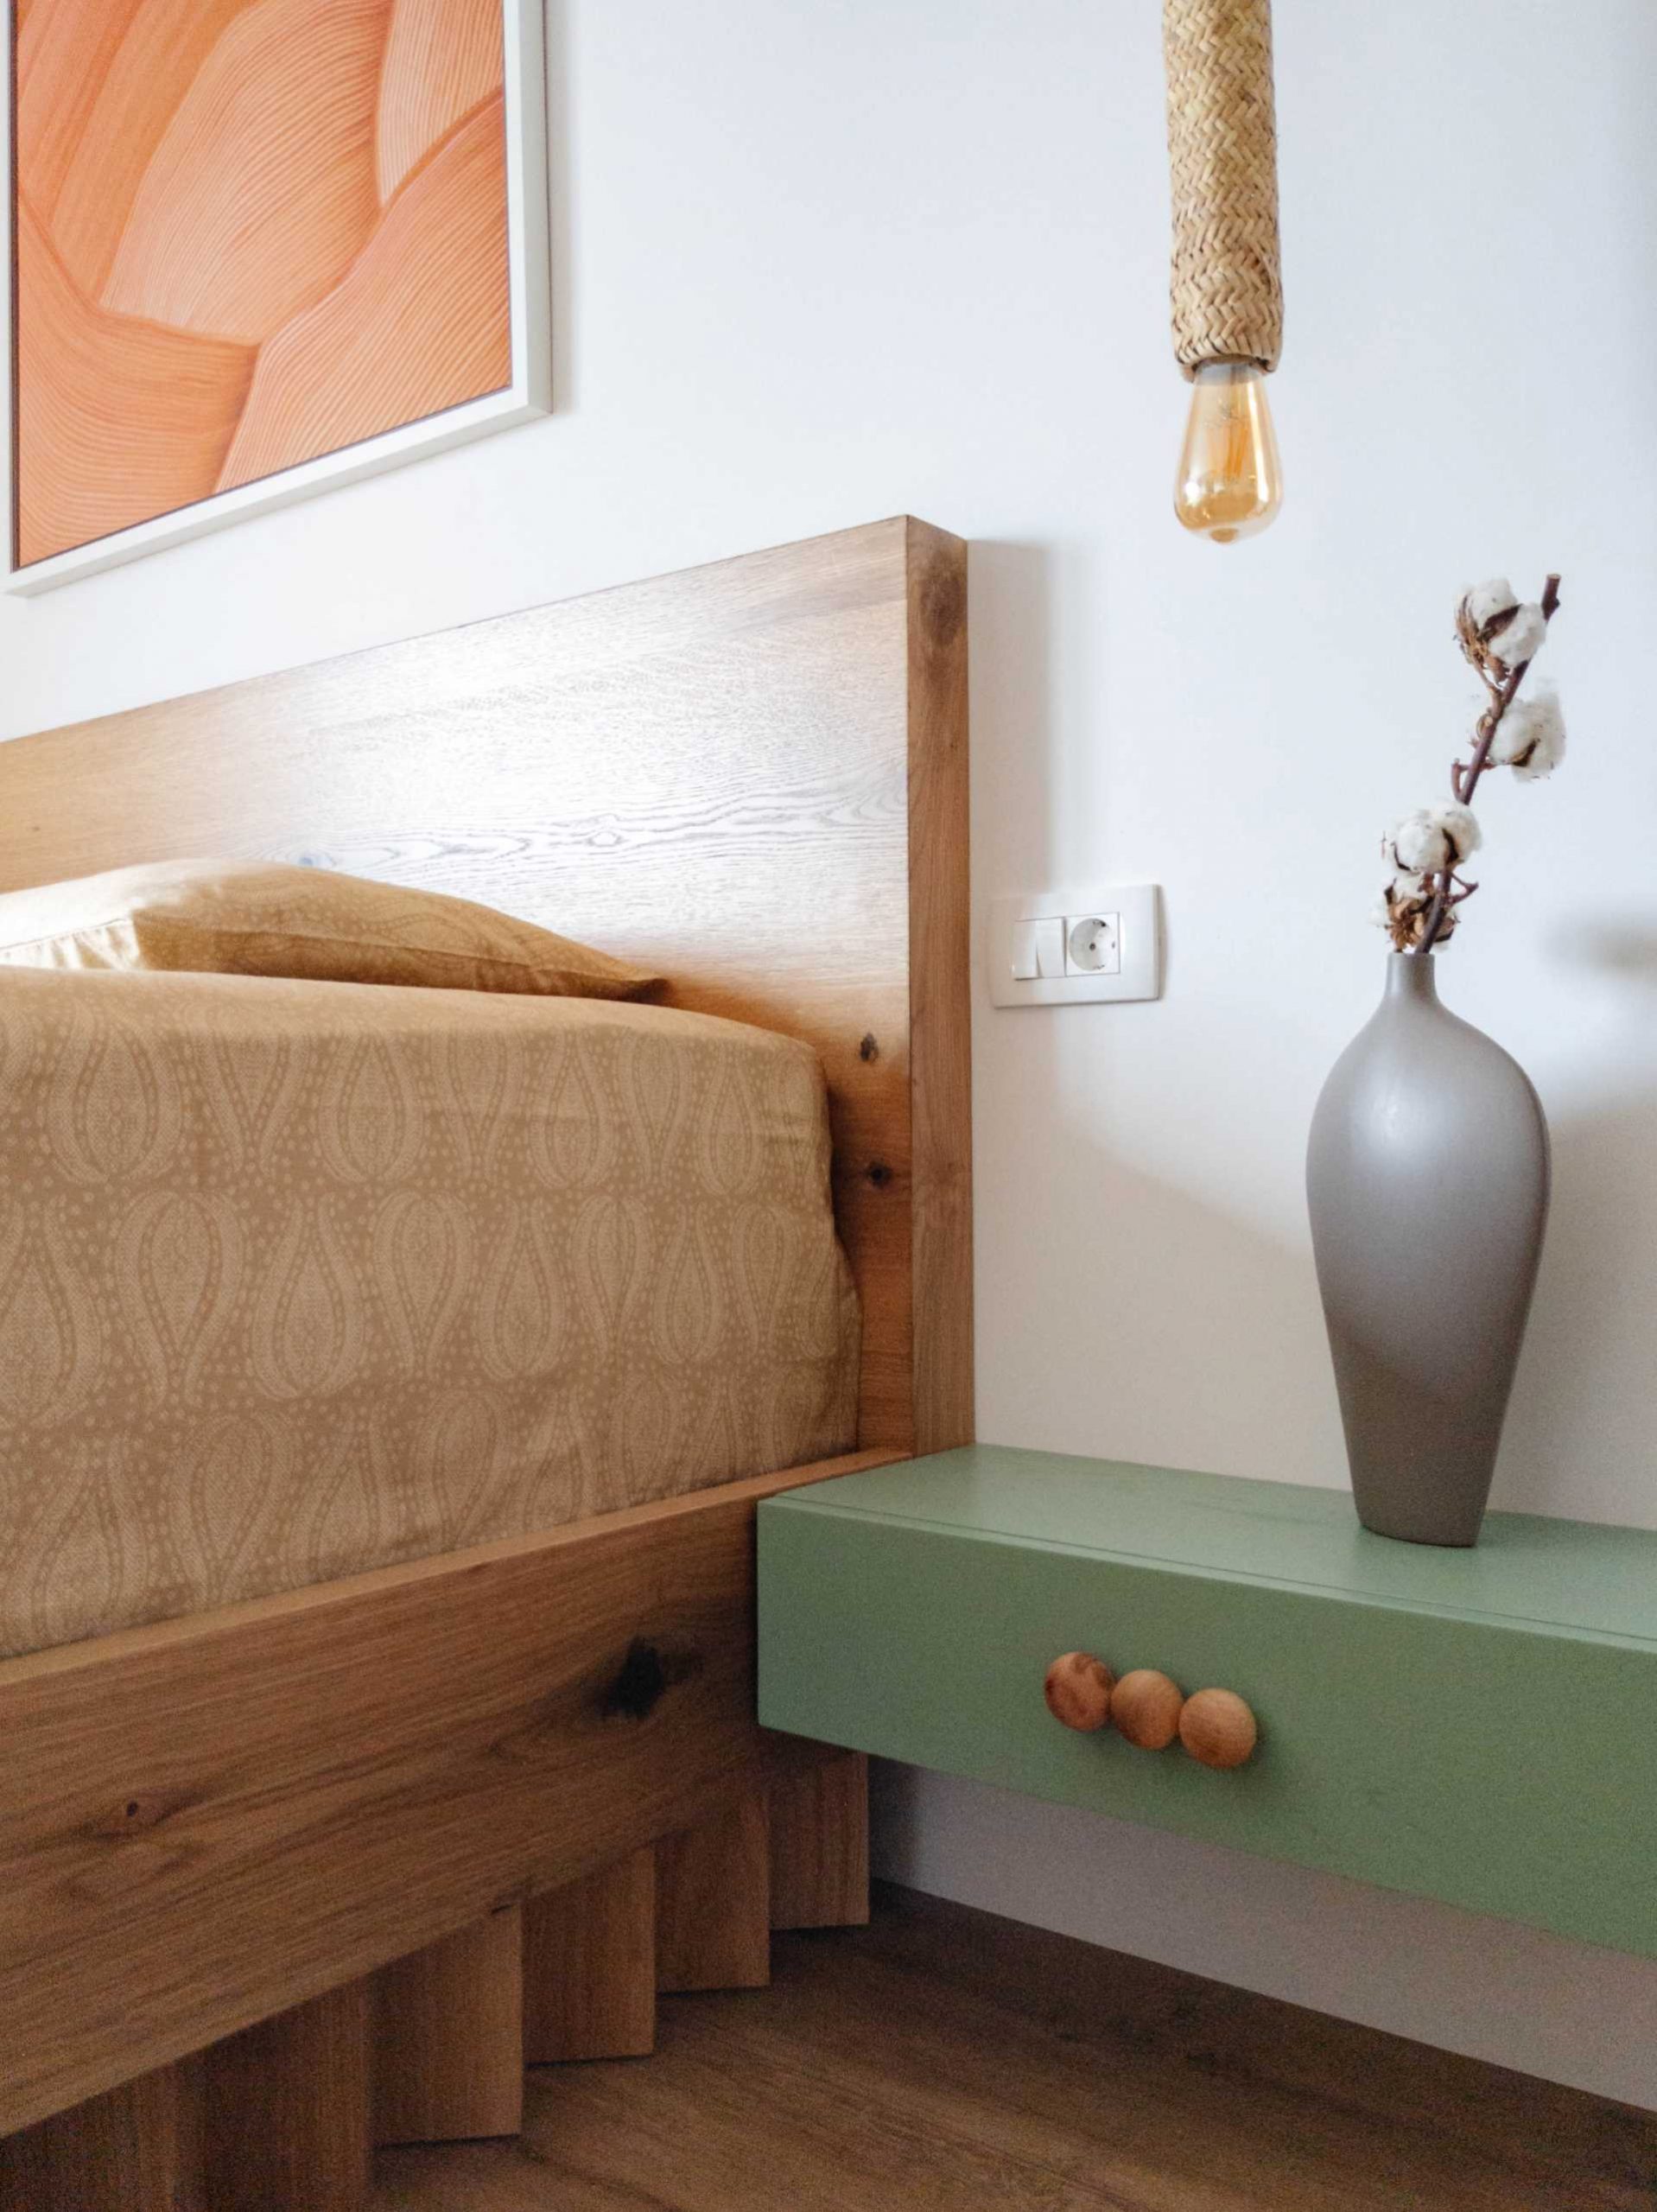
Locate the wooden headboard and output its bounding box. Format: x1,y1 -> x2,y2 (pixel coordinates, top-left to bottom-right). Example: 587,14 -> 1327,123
0,516 -> 972,1457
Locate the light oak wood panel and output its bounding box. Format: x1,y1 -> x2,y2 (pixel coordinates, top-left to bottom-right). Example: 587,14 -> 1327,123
0,522 -> 971,2150
903,518 -> 974,1456
203,1982 -> 371,2212
374,1886 -> 1657,2212
0,516 -> 970,1459
373,1909 -> 524,2145
0,2060 -> 204,2212
523,1849 -> 657,2063
655,1796 -> 771,1995
768,1753 -> 870,1930
0,1449 -> 894,2138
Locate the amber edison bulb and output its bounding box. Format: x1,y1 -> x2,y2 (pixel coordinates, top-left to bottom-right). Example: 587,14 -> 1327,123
1174,359 -> 1282,544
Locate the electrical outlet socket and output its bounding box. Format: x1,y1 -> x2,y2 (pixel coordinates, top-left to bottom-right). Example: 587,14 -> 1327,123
988,886 -> 1160,1007
1065,915 -> 1120,975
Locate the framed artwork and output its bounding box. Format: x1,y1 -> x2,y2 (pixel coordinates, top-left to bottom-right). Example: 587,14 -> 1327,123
6,0 -> 548,594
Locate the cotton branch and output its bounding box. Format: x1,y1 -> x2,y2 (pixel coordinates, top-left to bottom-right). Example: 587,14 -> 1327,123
1413,574 -> 1562,957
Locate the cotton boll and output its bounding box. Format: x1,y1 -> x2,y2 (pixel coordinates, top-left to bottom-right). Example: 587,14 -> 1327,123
1464,578 -> 1518,632
1431,802 -> 1482,864
1387,803 -> 1481,876
1487,601 -> 1546,671
1485,719 -> 1522,765
1373,881 -> 1417,946
1499,682 -> 1566,780
1389,810 -> 1451,874
1377,830 -> 1428,899
1514,734 -> 1565,782
1374,876 -> 1457,950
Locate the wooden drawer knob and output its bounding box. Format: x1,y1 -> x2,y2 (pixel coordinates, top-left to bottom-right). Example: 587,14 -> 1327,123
1109,1669 -> 1184,1751
1044,1652 -> 1114,1732
1178,1688 -> 1259,1770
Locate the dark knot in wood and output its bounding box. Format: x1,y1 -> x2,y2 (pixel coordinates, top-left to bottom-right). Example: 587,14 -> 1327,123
866,1161 -> 892,1189
90,1791 -> 184,1839
601,1637 -> 703,1721
859,1033 -> 879,1063
604,1639 -> 669,1720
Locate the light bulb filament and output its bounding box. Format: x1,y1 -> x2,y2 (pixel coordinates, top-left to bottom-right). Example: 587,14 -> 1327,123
1174,360 -> 1282,544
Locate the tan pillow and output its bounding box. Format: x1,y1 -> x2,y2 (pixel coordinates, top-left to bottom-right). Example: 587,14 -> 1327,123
0,861 -> 661,1001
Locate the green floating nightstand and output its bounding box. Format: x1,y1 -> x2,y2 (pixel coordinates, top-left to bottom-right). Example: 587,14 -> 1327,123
757,1446 -> 1657,1958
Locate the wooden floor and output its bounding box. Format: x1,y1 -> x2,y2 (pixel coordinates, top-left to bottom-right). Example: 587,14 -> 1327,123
374,1884 -> 1657,2212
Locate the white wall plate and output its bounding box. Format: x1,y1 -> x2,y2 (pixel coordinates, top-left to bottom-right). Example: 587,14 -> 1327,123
987,884 -> 1162,1007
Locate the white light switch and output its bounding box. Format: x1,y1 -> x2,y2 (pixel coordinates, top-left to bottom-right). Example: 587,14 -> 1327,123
988,886 -> 1161,1008
1010,916 -> 1066,981
1033,918 -> 1066,978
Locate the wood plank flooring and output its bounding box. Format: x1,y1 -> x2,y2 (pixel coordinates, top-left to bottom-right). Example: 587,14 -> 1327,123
374,1883 -> 1657,2211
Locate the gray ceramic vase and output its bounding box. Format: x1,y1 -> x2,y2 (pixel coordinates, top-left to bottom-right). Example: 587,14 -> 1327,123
1306,953 -> 1550,1547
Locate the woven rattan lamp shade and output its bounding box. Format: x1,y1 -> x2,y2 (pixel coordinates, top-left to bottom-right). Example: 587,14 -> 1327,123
1164,0 -> 1283,376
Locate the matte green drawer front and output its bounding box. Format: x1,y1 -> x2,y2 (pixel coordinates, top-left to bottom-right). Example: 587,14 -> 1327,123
756,1448 -> 1657,1958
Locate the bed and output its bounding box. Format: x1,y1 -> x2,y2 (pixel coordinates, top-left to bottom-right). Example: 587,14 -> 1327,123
0,968 -> 859,1657
0,518 -> 970,2209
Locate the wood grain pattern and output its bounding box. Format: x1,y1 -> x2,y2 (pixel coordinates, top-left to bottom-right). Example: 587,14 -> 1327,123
373,1909 -> 524,2145
655,1796 -> 772,1994
1108,1667 -> 1186,1751
767,1753 -> 870,1930
0,517 -> 970,1460
523,1849 -> 657,2063
903,518 -> 975,1456
0,1450 -> 895,2137
0,521 -> 970,2142
1043,1650 -> 1116,1733
202,1982 -> 371,2212
0,2061 -> 205,2212
376,1885 -> 1657,2212
1177,1685 -> 1259,1770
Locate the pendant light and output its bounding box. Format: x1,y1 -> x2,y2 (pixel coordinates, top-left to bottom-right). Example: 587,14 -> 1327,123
1164,0 -> 1284,543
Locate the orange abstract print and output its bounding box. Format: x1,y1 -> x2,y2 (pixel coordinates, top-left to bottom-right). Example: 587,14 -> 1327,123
13,0 -> 511,568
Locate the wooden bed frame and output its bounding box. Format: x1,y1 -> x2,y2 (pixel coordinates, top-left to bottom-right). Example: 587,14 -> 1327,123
0,517 -> 971,2208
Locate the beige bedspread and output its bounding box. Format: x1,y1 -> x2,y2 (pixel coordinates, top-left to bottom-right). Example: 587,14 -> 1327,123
0,968 -> 858,1656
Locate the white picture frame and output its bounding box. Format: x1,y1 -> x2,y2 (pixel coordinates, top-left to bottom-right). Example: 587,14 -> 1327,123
4,0 -> 549,596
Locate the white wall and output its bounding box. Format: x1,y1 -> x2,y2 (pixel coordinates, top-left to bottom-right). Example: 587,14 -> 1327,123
7,0 -> 1657,2107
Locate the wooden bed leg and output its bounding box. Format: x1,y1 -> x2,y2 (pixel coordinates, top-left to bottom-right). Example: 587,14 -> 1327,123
524,1847 -> 657,2062
0,2061 -> 204,2212
373,1906 -> 524,2145
201,1980 -> 371,2212
769,1752 -> 871,1929
654,1792 -> 771,1993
